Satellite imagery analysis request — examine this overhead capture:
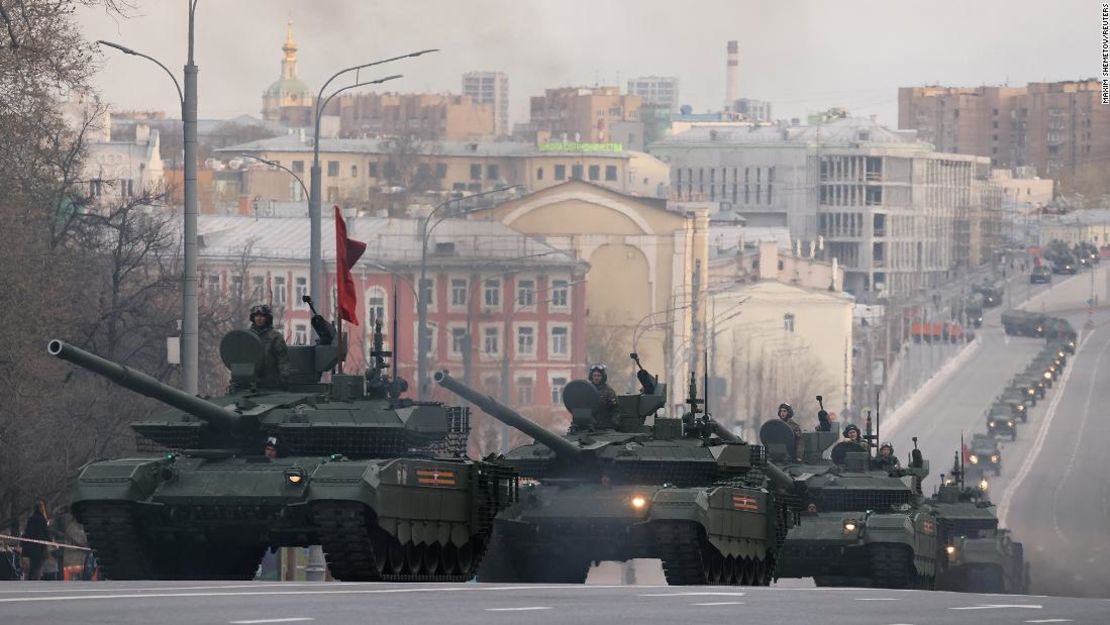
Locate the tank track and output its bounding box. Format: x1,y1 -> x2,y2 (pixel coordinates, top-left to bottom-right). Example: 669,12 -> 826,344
77,503 -> 154,580
654,521 -> 773,586
78,502 -> 264,580
869,543 -> 934,589
475,528 -> 591,583
312,502 -> 486,582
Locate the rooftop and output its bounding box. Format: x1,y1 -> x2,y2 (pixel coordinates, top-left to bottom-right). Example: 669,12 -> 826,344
220,135 -> 629,158
195,215 -> 585,270
655,116 -> 934,151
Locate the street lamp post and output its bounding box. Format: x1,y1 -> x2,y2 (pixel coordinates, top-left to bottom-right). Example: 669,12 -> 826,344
415,186 -> 520,399
96,0 -> 200,394
308,50 -> 437,307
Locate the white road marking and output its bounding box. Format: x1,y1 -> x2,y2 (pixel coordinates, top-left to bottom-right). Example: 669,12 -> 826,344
855,597 -> 901,601
1024,620 -> 1073,623
690,601 -> 744,606
950,604 -> 1043,610
229,619 -> 314,624
485,607 -> 551,612
640,592 -> 746,597
1048,336 -> 1110,545
997,330 -> 1094,524
0,583 -> 315,594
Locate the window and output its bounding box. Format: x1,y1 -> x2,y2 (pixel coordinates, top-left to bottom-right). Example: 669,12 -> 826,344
368,162 -> 378,177
327,161 -> 339,177
206,274 -> 221,301
517,326 -> 535,356
516,378 -> 534,405
291,275 -> 309,308
230,274 -> 243,300
536,167 -> 544,180
487,164 -> 500,180
470,163 -> 482,180
292,160 -> 304,174
588,165 -> 600,181
367,287 -> 387,324
554,164 -> 566,180
550,326 -> 568,356
350,164 -> 358,177
484,278 -> 501,307
571,164 -> 583,180
551,279 -> 569,308
483,327 -> 500,355
435,163 -> 447,179
251,275 -> 265,300
605,165 -> 618,181
384,162 -> 397,178
293,323 -> 308,346
417,322 -> 437,357
450,278 -> 467,307
419,278 -> 435,309
516,279 -> 535,307
551,377 -> 567,404
451,327 -> 468,357
784,313 -> 795,333
272,276 -> 287,308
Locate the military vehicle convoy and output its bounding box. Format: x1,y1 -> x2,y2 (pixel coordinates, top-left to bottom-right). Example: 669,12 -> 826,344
985,404 -> 1017,441
933,454 -> 1029,594
434,356 -> 801,586
765,418 -> 941,590
966,434 -> 1002,476
51,316 -> 516,581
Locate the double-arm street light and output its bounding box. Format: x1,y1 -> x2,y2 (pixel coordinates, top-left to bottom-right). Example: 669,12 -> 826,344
97,0 -> 200,394
308,49 -> 437,307
416,185 -> 522,398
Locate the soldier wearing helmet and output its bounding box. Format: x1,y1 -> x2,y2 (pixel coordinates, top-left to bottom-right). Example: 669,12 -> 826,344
588,363 -> 619,429
250,304 -> 290,389
872,442 -> 901,470
777,403 -> 804,462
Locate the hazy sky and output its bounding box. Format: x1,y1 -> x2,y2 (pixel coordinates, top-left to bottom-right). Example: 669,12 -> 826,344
80,0 -> 1094,127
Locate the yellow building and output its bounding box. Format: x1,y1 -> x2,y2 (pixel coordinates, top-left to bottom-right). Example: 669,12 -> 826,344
474,181 -> 709,409
220,136 -> 668,208
261,21 -> 314,129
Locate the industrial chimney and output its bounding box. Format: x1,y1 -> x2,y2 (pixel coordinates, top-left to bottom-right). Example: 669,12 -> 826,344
725,40 -> 739,110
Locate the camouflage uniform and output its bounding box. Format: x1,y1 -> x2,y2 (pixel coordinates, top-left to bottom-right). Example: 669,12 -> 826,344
779,403 -> 804,461
249,306 -> 290,389
589,364 -> 620,429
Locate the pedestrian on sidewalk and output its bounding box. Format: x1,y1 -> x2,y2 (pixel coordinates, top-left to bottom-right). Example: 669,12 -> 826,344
21,501 -> 49,581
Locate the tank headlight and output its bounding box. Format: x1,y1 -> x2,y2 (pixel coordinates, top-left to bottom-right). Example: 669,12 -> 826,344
945,544 -> 957,555
843,520 -> 858,534
1027,388 -> 1036,395
988,421 -> 996,427
978,479 -> 990,491
1058,351 -> 1065,358
1007,420 -> 1015,427
1017,404 -> 1025,411
630,495 -> 648,510
969,455 -> 979,464
990,455 -> 999,463
284,467 -> 306,485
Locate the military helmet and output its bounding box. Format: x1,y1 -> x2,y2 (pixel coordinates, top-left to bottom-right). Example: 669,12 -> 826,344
588,363 -> 608,384
777,402 -> 794,419
265,436 -> 278,449
843,424 -> 861,437
879,442 -> 894,454
250,304 -> 273,323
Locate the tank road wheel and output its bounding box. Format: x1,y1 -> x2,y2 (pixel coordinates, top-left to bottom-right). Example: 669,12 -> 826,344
456,542 -> 475,577
422,543 -> 442,576
440,543 -> 460,576
706,550 -> 724,583
404,542 -> 421,575
869,544 -> 915,589
386,539 -> 406,575
723,557 -> 737,584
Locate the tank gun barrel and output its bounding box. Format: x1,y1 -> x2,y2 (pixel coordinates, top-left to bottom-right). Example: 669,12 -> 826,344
764,461 -> 801,494
48,339 -> 239,429
434,370 -> 582,459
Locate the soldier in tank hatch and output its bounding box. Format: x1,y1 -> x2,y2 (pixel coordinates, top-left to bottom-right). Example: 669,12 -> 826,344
872,443 -> 901,470
250,304 -> 289,389
777,403 -> 804,462
588,363 -> 619,428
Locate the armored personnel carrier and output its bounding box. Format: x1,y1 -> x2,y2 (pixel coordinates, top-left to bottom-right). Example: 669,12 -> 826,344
998,387 -> 1028,422
964,294 -> 985,328
51,315 -> 516,581
433,355 -> 800,586
933,454 -> 1029,594
1044,319 -> 1077,353
766,418 -> 941,589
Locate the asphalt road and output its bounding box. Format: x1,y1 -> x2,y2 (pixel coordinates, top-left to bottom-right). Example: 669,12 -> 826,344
887,266 -> 1110,599
1,580 -> 1107,625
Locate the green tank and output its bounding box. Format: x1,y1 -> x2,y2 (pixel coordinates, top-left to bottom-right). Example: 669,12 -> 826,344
768,421 -> 942,589
433,355 -> 801,586
49,318 -> 516,581
1001,309 -> 1046,337
933,454 -> 1029,594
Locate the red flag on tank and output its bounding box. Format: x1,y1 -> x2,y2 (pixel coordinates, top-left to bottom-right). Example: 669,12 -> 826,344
334,206 -> 367,325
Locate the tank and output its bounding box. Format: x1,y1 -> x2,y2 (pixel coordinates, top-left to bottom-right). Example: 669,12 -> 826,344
50,316 -> 516,581
933,453 -> 1029,594
767,418 -> 942,589
1001,310 -> 1046,337
433,356 -> 801,586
